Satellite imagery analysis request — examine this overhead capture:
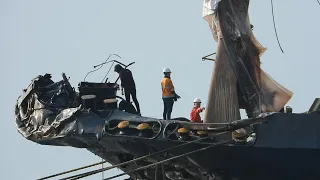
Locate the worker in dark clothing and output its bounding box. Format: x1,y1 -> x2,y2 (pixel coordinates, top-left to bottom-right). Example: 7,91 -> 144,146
114,64 -> 141,115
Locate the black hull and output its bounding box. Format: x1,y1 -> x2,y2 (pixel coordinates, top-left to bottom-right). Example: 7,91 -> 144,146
37,113 -> 320,180
188,146 -> 320,180
81,113 -> 320,180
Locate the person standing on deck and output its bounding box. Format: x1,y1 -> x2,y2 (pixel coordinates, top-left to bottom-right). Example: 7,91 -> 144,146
190,98 -> 205,123
161,68 -> 180,120
114,64 -> 141,115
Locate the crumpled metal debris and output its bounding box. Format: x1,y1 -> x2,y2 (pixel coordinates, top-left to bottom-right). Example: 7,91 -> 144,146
14,73 -> 105,145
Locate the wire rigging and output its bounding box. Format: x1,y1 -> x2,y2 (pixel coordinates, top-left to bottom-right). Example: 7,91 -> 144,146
57,132 -> 228,180
101,61 -> 115,83
270,0 -> 284,53
101,158 -> 104,180
83,53 -> 121,82
37,156 -> 117,180
103,140 -> 233,180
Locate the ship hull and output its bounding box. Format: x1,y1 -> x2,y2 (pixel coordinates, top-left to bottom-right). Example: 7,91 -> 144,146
27,112 -> 320,180
86,113 -> 320,180
187,146 -> 320,180
14,74 -> 320,179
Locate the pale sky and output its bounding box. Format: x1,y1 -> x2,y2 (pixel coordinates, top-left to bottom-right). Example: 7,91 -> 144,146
1,0 -> 320,179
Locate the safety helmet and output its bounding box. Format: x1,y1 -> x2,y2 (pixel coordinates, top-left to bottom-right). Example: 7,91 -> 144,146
193,98 -> 201,103
114,64 -> 123,72
163,68 -> 171,73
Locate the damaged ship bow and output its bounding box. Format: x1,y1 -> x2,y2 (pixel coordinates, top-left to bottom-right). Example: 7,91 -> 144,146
13,1 -> 320,180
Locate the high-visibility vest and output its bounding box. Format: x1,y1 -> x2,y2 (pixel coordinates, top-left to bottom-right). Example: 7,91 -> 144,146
161,77 -> 174,98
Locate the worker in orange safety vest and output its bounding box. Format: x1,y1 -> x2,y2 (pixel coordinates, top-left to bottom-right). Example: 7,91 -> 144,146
190,98 -> 205,123
161,68 -> 181,120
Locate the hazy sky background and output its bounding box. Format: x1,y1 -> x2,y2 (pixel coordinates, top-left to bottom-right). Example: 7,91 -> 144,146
1,0 -> 320,179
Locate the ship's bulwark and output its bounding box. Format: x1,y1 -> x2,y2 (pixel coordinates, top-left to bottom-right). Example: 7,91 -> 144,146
203,0 -> 293,123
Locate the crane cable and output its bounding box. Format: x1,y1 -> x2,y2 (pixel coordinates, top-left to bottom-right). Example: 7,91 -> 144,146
102,140 -> 233,180
57,131 -> 229,180
270,0 -> 284,53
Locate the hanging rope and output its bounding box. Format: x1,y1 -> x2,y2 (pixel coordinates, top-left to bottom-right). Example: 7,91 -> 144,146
103,140 -> 233,180
57,132 -> 228,180
37,156 -> 117,180
270,0 -> 284,53
317,0 -> 320,5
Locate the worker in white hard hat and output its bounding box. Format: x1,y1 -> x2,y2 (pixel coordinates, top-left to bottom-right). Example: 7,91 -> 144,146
190,98 -> 205,123
161,68 -> 180,120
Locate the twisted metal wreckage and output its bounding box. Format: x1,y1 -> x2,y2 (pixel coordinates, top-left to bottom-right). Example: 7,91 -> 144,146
14,0 -> 320,180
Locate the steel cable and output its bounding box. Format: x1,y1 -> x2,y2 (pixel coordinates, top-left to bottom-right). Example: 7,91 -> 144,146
37,156 -> 117,180
103,140 -> 233,180
58,132 -> 229,180
271,0 -> 284,53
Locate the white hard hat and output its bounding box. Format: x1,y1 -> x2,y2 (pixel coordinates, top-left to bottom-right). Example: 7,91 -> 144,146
193,98 -> 201,103
163,68 -> 171,73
